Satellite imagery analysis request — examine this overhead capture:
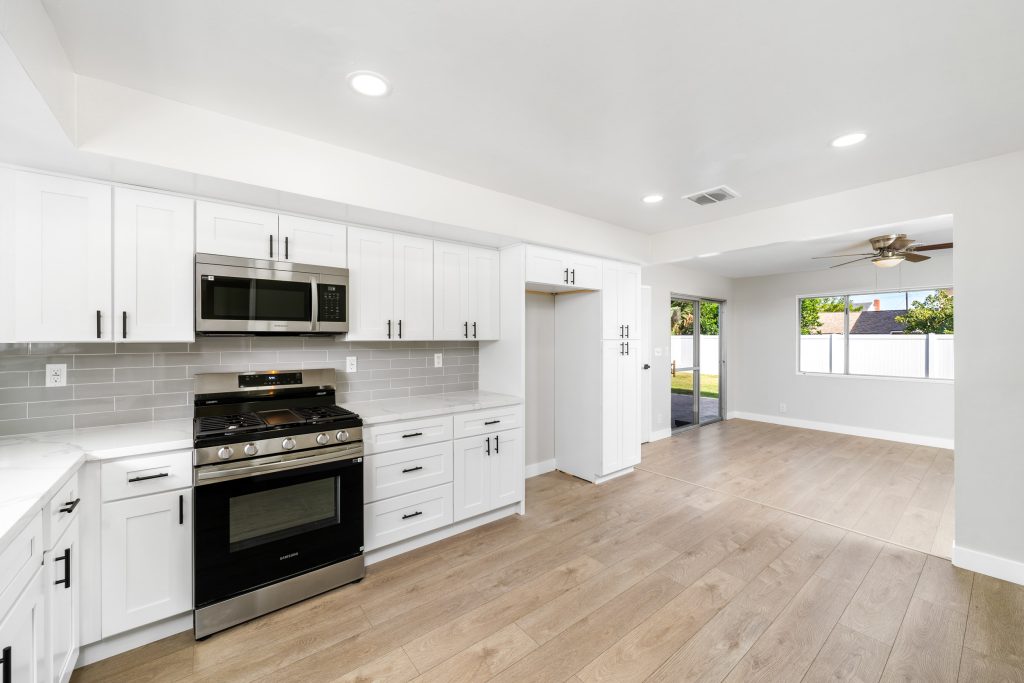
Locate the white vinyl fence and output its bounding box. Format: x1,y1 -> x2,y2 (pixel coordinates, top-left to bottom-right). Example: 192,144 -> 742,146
671,335 -> 720,374
799,334 -> 953,379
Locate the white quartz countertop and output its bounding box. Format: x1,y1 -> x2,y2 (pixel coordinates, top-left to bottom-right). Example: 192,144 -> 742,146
0,418 -> 193,549
341,390 -> 522,425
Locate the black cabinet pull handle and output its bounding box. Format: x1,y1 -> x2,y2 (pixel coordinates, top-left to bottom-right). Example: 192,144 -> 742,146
59,497 -> 81,514
472,322 -> 477,338
387,319 -> 392,339
495,434 -> 500,453
484,420 -> 500,425
563,268 -> 569,284
398,319 -> 402,339
179,494 -> 184,525
2,645 -> 11,683
571,269 -> 575,284
128,472 -> 169,483
54,547 -> 71,589
269,234 -> 274,258
485,436 -> 491,455
402,511 -> 423,520
402,432 -> 423,439
122,311 -> 127,339
285,235 -> 289,260
620,325 -> 624,338
625,324 -> 629,338
620,342 -> 624,356
96,310 -> 101,339
402,466 -> 424,473
625,341 -> 630,355
464,321 -> 469,338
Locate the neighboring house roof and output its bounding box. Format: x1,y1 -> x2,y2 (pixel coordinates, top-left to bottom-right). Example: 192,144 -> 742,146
817,310 -> 908,334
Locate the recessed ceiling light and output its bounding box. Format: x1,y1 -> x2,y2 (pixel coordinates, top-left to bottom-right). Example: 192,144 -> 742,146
831,132 -> 867,148
348,71 -> 390,97
642,194 -> 664,204
697,252 -> 720,259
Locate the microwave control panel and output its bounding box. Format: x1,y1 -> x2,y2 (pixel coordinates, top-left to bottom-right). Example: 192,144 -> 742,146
318,284 -> 346,322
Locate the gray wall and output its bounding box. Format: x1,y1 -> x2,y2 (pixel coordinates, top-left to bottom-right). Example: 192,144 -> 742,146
0,338 -> 478,435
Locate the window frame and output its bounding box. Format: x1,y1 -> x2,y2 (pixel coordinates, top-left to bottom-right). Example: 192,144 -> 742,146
795,284 -> 954,382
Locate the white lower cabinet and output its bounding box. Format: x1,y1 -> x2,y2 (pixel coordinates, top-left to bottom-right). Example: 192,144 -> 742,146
101,489 -> 192,637
0,569 -> 46,683
453,427 -> 524,522
364,484 -> 454,551
46,518 -> 80,683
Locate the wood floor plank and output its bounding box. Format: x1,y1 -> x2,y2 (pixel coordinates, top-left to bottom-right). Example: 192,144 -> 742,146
879,597 -> 968,683
914,555 -> 974,613
336,648 -> 420,683
802,623 -> 891,683
964,574 -> 1024,669
958,646 -> 1024,683
839,545 -> 927,645
410,623 -> 537,683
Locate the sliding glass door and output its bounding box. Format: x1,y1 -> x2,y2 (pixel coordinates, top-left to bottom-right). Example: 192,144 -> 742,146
670,296 -> 725,432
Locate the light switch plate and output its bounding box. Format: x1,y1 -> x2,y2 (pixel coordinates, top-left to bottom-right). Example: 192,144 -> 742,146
345,356 -> 357,373
434,353 -> 443,368
46,363 -> 67,387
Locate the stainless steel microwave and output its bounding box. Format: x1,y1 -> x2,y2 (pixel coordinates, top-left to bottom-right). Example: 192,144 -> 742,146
195,254 -> 348,335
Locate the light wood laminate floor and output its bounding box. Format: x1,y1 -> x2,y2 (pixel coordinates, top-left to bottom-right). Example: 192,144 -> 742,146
74,423 -> 1021,683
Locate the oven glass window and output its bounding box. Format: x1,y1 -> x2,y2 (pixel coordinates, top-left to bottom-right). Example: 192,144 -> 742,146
201,276 -> 312,321
228,477 -> 339,552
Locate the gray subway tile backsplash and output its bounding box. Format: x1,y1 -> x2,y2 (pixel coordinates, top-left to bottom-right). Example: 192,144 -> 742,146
0,338 -> 479,435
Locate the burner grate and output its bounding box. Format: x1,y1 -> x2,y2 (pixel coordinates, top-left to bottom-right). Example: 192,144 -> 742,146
196,413 -> 264,437
292,405 -> 354,423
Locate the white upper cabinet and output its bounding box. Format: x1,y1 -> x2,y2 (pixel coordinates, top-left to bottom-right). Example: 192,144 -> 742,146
114,189 -> 195,342
278,214 -> 347,268
525,245 -> 602,290
196,201 -> 278,260
601,261 -> 641,340
434,243 -> 499,340
10,172 -> 112,342
393,234 -> 434,340
347,227 -> 396,340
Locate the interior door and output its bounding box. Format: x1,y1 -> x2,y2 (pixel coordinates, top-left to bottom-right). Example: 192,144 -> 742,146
12,172 -> 112,342
468,247 -> 500,339
393,234 -> 434,340
114,188 -> 195,342
346,227 -> 395,340
640,286 -> 652,443
433,242 -> 470,340
196,201 -> 278,261
278,215 -> 347,268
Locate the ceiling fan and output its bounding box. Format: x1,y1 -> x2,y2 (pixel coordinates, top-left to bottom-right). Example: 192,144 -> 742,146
813,233 -> 953,268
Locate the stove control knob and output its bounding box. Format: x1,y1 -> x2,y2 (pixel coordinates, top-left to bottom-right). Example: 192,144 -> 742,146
243,443 -> 259,457
281,438 -> 296,450
336,430 -> 350,443
217,446 -> 233,460
316,433 -> 330,445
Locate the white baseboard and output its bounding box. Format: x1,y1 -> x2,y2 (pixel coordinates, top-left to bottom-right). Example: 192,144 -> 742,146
648,428 -> 672,442
729,411 -> 954,449
954,545 -> 1024,586
525,458 -> 556,478
77,613 -> 192,667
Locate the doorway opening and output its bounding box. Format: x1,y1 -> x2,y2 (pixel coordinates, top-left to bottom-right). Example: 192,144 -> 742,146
670,296 -> 725,431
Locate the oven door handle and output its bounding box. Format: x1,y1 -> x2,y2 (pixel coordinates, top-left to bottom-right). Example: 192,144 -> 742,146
195,448 -> 361,486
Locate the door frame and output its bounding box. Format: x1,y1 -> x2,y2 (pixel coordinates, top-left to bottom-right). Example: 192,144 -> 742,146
669,294 -> 727,432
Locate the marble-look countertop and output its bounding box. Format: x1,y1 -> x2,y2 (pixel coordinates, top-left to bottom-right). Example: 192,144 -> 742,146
341,390 -> 522,425
0,419 -> 193,549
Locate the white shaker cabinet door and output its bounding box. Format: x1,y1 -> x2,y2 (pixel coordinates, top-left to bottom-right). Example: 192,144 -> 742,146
468,247 -> 499,340
11,172 -> 112,342
489,428 -> 524,510
196,201 -> 278,260
47,517 -> 80,683
524,246 -> 569,287
346,227 -> 395,340
393,234 -> 434,340
453,435 -> 491,522
433,242 -> 470,340
0,568 -> 46,683
101,489 -> 192,637
114,188 -> 195,342
278,214 -> 346,268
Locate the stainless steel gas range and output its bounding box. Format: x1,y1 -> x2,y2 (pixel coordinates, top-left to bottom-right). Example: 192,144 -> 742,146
191,369 -> 365,639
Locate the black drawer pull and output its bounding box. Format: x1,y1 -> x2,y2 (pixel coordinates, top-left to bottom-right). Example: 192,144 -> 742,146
122,311 -> 127,339
54,547 -> 71,589
59,497 -> 81,514
96,310 -> 101,339
2,645 -> 10,683
402,511 -> 423,520
464,321 -> 469,338
495,434 -> 500,454
179,494 -> 184,525
485,436 -> 491,456
484,420 -> 501,426
401,432 -> 423,439
128,472 -> 170,483
402,466 -> 424,473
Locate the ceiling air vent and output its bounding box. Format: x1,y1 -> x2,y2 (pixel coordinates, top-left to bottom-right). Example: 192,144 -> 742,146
685,185 -> 739,206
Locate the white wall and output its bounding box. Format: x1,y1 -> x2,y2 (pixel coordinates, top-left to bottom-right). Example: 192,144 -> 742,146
641,263 -> 734,439
525,293 -> 555,469
730,252 -> 954,446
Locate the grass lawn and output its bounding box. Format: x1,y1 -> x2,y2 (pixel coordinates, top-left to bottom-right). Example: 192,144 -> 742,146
671,372 -> 720,398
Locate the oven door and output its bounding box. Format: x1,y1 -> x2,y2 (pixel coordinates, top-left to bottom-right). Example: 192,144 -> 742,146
193,449 -> 363,608
195,260 -> 316,334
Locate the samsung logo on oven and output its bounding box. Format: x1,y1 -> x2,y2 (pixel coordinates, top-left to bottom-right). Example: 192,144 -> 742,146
279,552 -> 299,561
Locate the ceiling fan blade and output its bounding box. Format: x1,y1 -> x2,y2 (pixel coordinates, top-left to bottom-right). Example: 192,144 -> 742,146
812,253 -> 875,259
901,252 -> 930,263
889,236 -> 915,251
909,242 -> 953,252
829,256 -> 873,268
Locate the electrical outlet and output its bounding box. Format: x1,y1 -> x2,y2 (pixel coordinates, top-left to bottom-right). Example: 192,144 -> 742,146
345,356 -> 357,373
779,402 -> 787,414
434,353 -> 443,368
46,363 -> 67,387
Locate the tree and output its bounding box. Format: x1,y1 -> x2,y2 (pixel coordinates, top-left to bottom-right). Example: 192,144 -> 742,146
699,302 -> 720,335
800,297 -> 859,334
895,290 -> 954,334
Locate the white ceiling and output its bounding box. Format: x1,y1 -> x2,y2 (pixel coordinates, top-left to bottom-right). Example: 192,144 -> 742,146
40,1 -> 1024,234
678,215 -> 954,278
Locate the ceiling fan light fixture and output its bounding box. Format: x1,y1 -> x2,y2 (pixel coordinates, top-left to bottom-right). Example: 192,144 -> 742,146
872,255 -> 905,268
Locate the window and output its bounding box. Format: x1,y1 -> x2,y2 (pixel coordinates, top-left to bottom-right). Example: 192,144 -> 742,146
798,288 -> 953,380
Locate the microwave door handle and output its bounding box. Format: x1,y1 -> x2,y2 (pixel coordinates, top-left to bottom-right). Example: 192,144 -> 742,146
310,276 -> 319,332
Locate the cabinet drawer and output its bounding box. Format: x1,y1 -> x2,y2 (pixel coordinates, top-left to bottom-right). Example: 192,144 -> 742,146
453,404 -> 523,439
101,450 -> 192,502
363,416 -> 453,455
0,512 -> 42,618
364,483 -> 453,550
44,469 -> 81,551
365,441 -> 453,503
